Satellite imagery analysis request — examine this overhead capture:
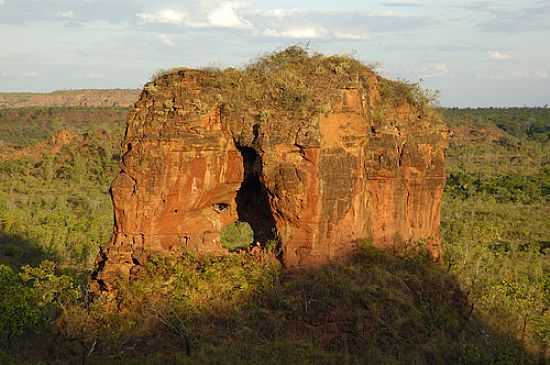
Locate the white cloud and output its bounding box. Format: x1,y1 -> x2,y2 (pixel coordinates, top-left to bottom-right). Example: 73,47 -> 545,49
0,0 -> 5,6
137,9 -> 189,25
263,27 -> 367,40
137,2 -> 251,29
207,2 -> 251,28
488,50 -> 512,60
0,71 -> 8,77
264,27 -> 322,39
57,10 -> 75,19
157,33 -> 175,47
253,9 -> 302,18
250,8 -> 431,39
134,5 -> 427,37
333,32 -> 368,40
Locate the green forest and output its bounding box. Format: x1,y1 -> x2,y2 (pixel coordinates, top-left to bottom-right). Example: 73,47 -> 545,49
0,106 -> 548,364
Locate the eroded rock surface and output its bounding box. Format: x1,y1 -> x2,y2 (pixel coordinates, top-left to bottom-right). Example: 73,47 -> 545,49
91,49 -> 447,294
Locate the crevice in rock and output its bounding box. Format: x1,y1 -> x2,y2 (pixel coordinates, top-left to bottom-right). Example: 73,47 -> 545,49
90,251 -> 108,293
235,145 -> 278,246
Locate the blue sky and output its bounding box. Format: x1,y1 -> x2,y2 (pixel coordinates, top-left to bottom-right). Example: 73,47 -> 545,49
0,0 -> 549,106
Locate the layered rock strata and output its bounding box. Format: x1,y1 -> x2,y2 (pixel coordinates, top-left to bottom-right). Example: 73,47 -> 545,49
92,49 -> 447,293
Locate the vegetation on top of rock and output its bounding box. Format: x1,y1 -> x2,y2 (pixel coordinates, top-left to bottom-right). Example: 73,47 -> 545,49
150,46 -> 441,126
379,78 -> 440,109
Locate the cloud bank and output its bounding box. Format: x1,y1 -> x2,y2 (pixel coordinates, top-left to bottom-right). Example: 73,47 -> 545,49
0,0 -> 548,106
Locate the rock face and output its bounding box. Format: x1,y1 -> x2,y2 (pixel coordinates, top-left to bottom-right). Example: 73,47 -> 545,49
92,48 -> 447,294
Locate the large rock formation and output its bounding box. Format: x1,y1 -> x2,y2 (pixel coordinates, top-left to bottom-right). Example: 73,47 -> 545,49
92,48 -> 448,294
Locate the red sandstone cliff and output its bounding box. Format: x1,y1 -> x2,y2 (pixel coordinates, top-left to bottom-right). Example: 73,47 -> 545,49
92,48 -> 448,294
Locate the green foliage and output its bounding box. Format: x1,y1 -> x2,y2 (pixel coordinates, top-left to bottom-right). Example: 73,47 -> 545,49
0,109 -> 124,269
264,238 -> 280,256
446,170 -> 550,203
19,260 -> 80,309
0,262 -> 79,348
220,221 -> 254,251
0,265 -> 42,347
0,107 -> 127,147
35,248 -> 535,364
442,197 -> 549,355
209,46 -> 367,119
442,107 -> 550,142
442,106 -> 550,357
379,78 -> 439,110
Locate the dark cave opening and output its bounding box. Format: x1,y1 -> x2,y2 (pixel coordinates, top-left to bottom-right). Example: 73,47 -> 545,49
235,146 -> 278,246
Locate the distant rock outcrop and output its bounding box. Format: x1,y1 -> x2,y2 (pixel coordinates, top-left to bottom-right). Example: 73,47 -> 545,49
91,48 -> 448,294
0,89 -> 140,109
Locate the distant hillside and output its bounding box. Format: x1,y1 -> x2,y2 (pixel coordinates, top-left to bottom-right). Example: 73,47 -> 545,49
442,107 -> 550,142
0,89 -> 140,108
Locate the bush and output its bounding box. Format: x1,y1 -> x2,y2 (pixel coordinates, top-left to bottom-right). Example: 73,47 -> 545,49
0,261 -> 80,349
0,265 -> 42,347
220,221 -> 254,251
20,260 -> 81,310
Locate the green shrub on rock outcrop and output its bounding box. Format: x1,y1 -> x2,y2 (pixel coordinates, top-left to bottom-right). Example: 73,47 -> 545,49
220,221 -> 254,251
